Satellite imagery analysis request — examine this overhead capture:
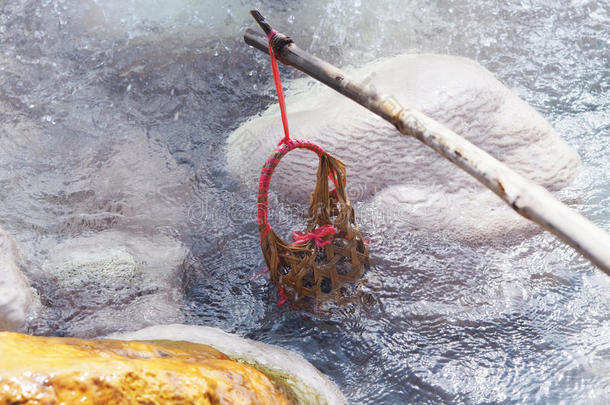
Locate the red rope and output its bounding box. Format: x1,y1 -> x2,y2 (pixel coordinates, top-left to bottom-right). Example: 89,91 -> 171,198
292,224 -> 336,248
257,139 -> 325,242
263,32 -> 338,307
277,285 -> 288,307
268,30 -> 290,145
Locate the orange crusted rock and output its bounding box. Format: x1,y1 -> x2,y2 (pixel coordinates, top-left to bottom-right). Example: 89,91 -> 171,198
0,332 -> 290,405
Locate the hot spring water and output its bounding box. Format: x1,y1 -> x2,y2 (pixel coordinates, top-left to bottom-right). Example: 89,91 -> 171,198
0,0 -> 608,403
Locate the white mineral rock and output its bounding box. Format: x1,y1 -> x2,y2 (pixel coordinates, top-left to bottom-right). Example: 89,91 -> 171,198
0,227 -> 38,332
227,54 -> 581,244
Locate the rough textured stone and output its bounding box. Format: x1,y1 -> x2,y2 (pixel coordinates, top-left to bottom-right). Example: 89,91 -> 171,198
0,228 -> 38,332
226,54 -> 581,244
36,230 -> 187,336
110,324 -> 348,405
0,332 -> 290,405
0,96 -> 199,336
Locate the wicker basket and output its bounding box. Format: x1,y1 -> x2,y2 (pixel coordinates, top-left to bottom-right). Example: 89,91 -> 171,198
258,139 -> 370,302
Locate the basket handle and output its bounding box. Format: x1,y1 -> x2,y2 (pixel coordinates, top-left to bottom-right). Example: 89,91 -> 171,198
257,139 -> 335,241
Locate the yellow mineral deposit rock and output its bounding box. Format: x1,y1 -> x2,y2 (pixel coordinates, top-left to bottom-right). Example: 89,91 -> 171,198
0,332 -> 290,405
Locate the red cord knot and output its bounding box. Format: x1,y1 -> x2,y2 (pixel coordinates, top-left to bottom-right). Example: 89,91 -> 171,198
292,224 -> 336,248
267,29 -> 278,41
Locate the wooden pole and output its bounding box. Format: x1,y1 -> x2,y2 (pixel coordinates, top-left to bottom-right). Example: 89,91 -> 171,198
243,12 -> 610,276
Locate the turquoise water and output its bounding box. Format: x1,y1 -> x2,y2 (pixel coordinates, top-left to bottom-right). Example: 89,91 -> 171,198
0,0 -> 608,403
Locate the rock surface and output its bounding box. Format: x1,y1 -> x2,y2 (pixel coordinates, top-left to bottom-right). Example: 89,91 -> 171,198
0,331 -> 289,404
110,324 -> 347,405
0,228 -> 38,332
0,96 -> 196,336
227,54 -> 581,244
36,230 -> 187,337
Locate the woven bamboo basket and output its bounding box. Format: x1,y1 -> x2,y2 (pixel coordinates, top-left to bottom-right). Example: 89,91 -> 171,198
257,139 -> 370,302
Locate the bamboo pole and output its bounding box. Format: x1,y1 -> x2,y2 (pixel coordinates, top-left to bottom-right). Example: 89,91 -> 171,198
243,12 -> 610,276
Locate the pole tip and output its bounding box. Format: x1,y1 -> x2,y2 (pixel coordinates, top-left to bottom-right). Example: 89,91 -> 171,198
249,10 -> 272,36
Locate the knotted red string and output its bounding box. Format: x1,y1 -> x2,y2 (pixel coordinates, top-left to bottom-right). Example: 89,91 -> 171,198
268,29 -> 290,146
292,224 -> 336,248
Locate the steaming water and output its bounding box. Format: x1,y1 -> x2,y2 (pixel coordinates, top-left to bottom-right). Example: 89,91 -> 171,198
1,0 -> 609,403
